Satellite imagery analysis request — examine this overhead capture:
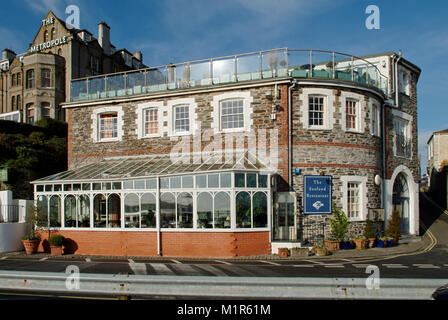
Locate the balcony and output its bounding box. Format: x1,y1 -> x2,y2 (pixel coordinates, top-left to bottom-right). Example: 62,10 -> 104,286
69,48 -> 389,103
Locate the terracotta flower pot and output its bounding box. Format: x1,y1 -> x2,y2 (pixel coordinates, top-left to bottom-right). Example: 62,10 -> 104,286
325,240 -> 341,251
278,248 -> 289,258
353,238 -> 367,250
22,239 -> 40,255
316,248 -> 328,256
50,245 -> 63,256
368,238 -> 376,248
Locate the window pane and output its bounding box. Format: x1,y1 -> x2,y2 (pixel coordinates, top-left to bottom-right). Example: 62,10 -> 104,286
124,194 -> 140,228
170,176 -> 181,189
221,99 -> 244,130
160,178 -> 170,189
134,179 -> 145,189
94,194 -> 107,228
64,195 -> 77,228
258,174 -> 268,188
197,192 -> 213,228
141,193 -> 156,228
49,196 -> 61,227
309,96 -> 324,126
37,195 -> 48,228
103,182 -> 111,190
247,173 -> 257,188
144,108 -> 158,135
123,181 -> 133,189
93,183 -> 101,190
208,174 -> 219,188
182,176 -> 193,188
174,105 -> 190,133
45,185 -> 53,192
220,173 -> 231,188
112,182 -> 121,190
235,173 -> 245,188
177,192 -> 193,228
236,192 -> 251,228
196,175 -> 207,188
99,113 -> 118,139
253,192 -> 268,228
54,184 -> 62,191
146,179 -> 157,189
214,192 -> 230,229
82,183 -> 91,191
161,193 -> 176,228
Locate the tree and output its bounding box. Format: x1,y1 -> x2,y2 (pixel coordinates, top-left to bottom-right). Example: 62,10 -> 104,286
329,201 -> 350,240
385,210 -> 401,243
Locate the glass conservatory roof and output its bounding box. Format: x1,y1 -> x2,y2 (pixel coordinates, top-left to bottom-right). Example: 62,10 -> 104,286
33,151 -> 276,183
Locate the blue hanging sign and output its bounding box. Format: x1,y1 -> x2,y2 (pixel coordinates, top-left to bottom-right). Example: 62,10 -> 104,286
303,175 -> 332,214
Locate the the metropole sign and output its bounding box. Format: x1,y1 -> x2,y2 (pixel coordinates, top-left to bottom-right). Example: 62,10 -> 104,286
303,175 -> 332,214
29,16 -> 68,53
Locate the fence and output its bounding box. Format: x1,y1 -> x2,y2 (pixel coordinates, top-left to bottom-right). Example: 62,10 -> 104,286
297,222 -> 326,246
0,205 -> 21,223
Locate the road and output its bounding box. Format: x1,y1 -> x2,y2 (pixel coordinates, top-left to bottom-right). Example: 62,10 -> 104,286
0,192 -> 447,300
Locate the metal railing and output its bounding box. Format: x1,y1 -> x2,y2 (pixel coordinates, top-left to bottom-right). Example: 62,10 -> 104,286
0,205 -> 20,223
70,48 -> 389,103
298,222 -> 326,246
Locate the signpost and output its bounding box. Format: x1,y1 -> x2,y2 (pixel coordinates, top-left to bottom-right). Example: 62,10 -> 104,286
303,175 -> 332,214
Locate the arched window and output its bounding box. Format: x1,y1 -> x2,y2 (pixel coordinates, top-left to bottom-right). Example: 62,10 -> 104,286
253,192 -> 268,228
93,194 -> 106,228
214,192 -> 230,228
51,28 -> 56,40
141,193 -> 156,228
43,30 -> 49,43
236,192 -> 251,228
124,193 -> 139,228
160,193 -> 175,228
197,192 -> 212,228
16,96 -> 21,110
107,194 -> 121,228
177,192 -> 193,228
26,103 -> 34,124
78,195 -> 90,228
49,196 -> 61,227
11,96 -> 15,111
64,195 -> 77,227
11,74 -> 15,87
37,195 -> 48,227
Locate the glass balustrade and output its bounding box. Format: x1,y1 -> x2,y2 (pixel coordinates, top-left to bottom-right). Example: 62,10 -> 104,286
70,48 -> 389,102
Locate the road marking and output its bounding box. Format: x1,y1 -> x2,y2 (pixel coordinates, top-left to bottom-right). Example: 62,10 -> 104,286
214,260 -> 232,265
382,264 -> 409,269
128,259 -> 135,263
444,264 -> 448,267
293,264 -> 314,268
170,264 -> 201,276
259,260 -> 281,266
149,263 -> 175,275
171,259 -> 182,264
323,264 -> 345,268
129,262 -> 147,275
304,260 -> 324,265
194,264 -> 229,277
352,264 -> 371,268
85,258 -> 91,262
39,257 -> 48,261
413,264 -> 440,269
218,265 -> 254,276
0,256 -> 8,260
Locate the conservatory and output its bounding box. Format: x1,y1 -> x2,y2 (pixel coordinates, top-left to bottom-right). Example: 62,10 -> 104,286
32,151 -> 275,233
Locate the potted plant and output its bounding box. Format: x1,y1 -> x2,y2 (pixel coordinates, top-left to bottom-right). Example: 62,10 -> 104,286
315,242 -> 328,256
340,237 -> 353,250
377,236 -> 387,248
353,237 -> 367,250
277,248 -> 289,258
290,247 -> 309,257
385,210 -> 401,245
48,234 -> 65,256
326,202 -> 350,251
21,205 -> 46,255
363,219 -> 376,248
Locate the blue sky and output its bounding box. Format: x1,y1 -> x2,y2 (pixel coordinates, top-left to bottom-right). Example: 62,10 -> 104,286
1,0 -> 446,174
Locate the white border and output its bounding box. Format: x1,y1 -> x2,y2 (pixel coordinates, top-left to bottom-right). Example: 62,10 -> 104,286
135,101 -> 164,139
299,88 -> 335,130
340,91 -> 365,133
167,97 -> 198,137
340,175 -> 368,221
91,106 -> 124,142
211,91 -> 254,134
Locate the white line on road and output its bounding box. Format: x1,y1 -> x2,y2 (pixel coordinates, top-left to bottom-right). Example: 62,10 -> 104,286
413,264 -> 440,269
218,265 -> 255,276
193,264 -> 228,277
129,262 -> 147,275
259,260 -> 281,266
128,259 -> 135,264
293,265 -> 314,268
0,257 -> 8,260
304,260 -> 324,265
171,259 -> 182,264
214,260 -> 232,265
149,263 -> 175,275
85,258 -> 91,262
323,264 -> 345,268
39,257 -> 48,261
170,264 -> 202,276
352,264 -> 371,268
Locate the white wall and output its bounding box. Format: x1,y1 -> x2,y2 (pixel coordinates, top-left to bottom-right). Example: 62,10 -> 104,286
0,223 -> 29,252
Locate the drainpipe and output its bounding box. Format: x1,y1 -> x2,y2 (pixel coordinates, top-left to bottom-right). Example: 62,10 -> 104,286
394,50 -> 402,107
382,102 -> 387,211
288,80 -> 298,191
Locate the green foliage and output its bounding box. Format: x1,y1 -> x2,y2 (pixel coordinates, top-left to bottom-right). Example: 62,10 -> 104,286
0,118 -> 67,199
363,219 -> 375,238
329,201 -> 350,240
24,205 -> 47,240
385,210 -> 401,241
49,234 -> 65,246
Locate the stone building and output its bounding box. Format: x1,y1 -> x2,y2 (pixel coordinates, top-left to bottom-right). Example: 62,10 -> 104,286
0,11 -> 144,123
427,129 -> 448,209
31,48 -> 421,257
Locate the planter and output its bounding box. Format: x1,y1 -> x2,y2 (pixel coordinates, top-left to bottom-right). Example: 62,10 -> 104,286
50,245 -> 63,256
316,248 -> 328,256
290,248 -> 309,257
386,237 -> 394,247
22,239 -> 40,255
324,240 -> 340,251
367,238 -> 376,248
353,238 -> 367,250
340,241 -> 353,250
278,248 -> 289,258
377,239 -> 386,248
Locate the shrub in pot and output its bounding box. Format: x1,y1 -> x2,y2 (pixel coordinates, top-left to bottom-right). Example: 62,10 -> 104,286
377,236 -> 387,248
340,237 -> 353,250
327,202 -> 350,251
315,242 -> 328,256
363,220 -> 376,248
385,210 -> 401,245
21,205 -> 47,255
48,234 -> 65,256
353,238 -> 367,250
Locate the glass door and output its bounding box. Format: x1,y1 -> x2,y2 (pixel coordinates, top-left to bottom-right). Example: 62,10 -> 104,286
273,193 -> 297,241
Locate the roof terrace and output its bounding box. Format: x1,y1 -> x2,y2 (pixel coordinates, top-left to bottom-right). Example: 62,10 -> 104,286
69,48 -> 389,103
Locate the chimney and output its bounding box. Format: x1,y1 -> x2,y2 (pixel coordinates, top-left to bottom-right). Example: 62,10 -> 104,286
132,51 -> 143,62
2,48 -> 16,61
98,22 -> 111,55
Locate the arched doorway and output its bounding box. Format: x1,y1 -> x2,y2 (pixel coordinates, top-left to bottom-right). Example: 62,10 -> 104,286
392,173 -> 410,234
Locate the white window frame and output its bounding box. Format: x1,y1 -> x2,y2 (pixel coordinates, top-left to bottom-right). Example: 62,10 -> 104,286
167,98 -> 197,137
136,102 -> 163,139
211,91 -> 253,134
340,176 -> 367,221
299,88 -> 335,130
91,106 -> 124,142
391,109 -> 413,159
370,98 -> 381,137
340,91 -> 365,133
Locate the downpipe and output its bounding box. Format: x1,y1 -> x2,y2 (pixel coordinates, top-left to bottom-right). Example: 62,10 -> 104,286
288,80 -> 298,190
